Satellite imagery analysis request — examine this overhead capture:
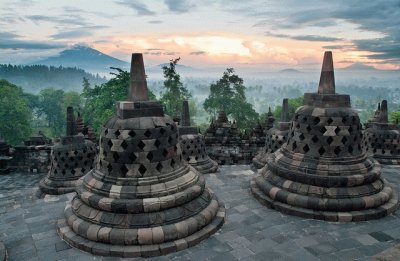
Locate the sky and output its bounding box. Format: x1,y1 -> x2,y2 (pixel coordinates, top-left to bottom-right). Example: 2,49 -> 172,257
0,0 -> 399,71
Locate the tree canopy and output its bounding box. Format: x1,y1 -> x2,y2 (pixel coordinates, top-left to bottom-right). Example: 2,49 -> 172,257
82,68 -> 156,133
203,68 -> 259,131
0,80 -> 32,145
160,58 -> 191,118
273,96 -> 304,121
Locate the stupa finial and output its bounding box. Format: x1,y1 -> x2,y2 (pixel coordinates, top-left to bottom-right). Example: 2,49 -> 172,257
181,100 -> 191,126
129,53 -> 149,102
318,51 -> 335,94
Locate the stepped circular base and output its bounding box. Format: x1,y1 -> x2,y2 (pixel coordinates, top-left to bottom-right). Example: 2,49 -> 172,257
189,158 -> 218,174
39,178 -> 77,195
375,157 -> 400,165
252,152 -> 267,169
57,198 -> 225,258
250,178 -> 398,222
0,241 -> 6,261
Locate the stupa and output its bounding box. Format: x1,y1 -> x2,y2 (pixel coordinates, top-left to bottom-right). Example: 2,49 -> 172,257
263,107 -> 275,132
252,98 -> 290,169
250,51 -> 398,221
362,100 -> 400,165
39,107 -> 96,195
178,100 -> 218,174
57,53 -> 225,257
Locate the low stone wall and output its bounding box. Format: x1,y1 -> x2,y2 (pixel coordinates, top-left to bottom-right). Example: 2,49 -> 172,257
205,138 -> 265,164
9,145 -> 51,173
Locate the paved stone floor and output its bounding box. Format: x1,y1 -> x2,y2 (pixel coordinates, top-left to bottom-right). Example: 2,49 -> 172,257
1,165 -> 400,260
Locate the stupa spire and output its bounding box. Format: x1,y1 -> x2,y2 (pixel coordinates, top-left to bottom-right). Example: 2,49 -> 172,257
281,98 -> 289,122
181,100 -> 190,126
129,53 -> 149,102
318,51 -> 335,94
66,106 -> 77,136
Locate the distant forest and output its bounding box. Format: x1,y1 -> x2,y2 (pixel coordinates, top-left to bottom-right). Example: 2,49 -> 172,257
0,64 -> 107,93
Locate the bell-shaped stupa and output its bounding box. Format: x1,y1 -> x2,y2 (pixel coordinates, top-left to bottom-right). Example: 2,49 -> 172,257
178,101 -> 218,174
39,107 -> 96,195
253,98 -> 291,169
250,52 -> 398,221
57,54 -> 225,257
363,100 -> 400,165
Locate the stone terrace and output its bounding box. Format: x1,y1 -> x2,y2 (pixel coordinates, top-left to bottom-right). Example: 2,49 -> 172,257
1,165 -> 400,261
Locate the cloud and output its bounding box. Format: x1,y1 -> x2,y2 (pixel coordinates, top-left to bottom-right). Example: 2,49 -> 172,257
0,30 -> 66,50
163,51 -> 179,55
190,51 -> 206,55
164,0 -> 195,13
148,20 -> 163,24
115,0 -> 156,16
266,32 -> 342,42
26,14 -> 89,26
50,26 -> 109,40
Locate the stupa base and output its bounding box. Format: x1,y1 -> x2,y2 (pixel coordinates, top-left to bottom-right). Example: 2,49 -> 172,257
252,152 -> 267,169
250,178 -> 398,222
57,202 -> 225,258
375,157 -> 400,165
189,159 -> 218,174
39,178 -> 78,195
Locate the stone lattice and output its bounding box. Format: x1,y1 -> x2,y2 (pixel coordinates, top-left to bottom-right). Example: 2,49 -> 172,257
253,99 -> 290,169
251,51 -> 398,221
178,101 -> 218,174
57,53 -> 225,258
362,100 -> 400,165
39,107 -> 96,195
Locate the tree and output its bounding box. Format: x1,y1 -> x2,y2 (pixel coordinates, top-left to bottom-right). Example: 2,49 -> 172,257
390,111 -> 400,125
82,68 -> 156,133
203,68 -> 259,131
37,88 -> 65,137
0,80 -> 32,145
160,58 -> 191,117
62,91 -> 83,116
273,96 -> 304,120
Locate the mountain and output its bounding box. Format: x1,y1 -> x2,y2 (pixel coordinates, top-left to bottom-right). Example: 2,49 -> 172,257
31,45 -> 129,74
278,68 -> 303,74
341,63 -> 378,71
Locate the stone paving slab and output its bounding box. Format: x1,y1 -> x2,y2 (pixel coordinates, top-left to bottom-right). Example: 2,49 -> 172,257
1,165 -> 400,260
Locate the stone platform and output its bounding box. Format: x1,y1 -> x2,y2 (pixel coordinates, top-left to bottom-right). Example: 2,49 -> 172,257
1,166 -> 400,260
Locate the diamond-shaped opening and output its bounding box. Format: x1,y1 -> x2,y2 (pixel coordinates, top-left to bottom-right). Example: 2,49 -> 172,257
128,130 -> 136,137
348,126 -> 353,134
144,129 -> 152,137
335,127 -> 340,135
162,149 -> 168,157
129,152 -> 137,161
295,114 -> 299,120
327,118 -> 333,125
318,147 -> 326,155
147,152 -> 153,161
320,126 -> 327,134
382,149 -> 386,154
154,139 -> 161,148
120,165 -> 128,176
71,169 -> 76,174
302,116 -> 307,123
60,157 -> 65,162
138,164 -> 147,175
113,153 -> 120,162
84,160 -> 88,166
312,135 -> 319,143
168,136 -> 173,144
74,150 -> 78,155
327,136 -> 333,145
160,128 -> 166,135
121,140 -> 128,150
334,146 -> 341,156
342,136 -> 348,144
303,144 -> 310,153
107,139 -> 113,148
292,141 -> 297,150
170,159 -> 176,168
348,146 -> 353,153
107,164 -> 112,172
104,129 -> 109,135
138,140 -> 145,150
156,163 -> 163,172
114,130 -> 120,137
81,168 -> 86,173
352,117 -> 357,124
299,133 -> 305,141
174,145 -> 178,152
62,170 -> 66,175
171,125 -> 175,130
313,117 -> 320,124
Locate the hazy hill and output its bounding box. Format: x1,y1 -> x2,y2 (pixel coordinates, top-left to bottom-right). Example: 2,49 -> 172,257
0,64 -> 106,93
31,45 -> 129,74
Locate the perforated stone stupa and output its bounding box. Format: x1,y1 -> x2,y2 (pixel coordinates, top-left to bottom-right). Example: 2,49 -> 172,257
362,100 -> 400,165
178,100 -> 218,174
252,98 -> 291,169
57,53 -> 225,258
250,51 -> 398,221
39,107 -> 96,195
